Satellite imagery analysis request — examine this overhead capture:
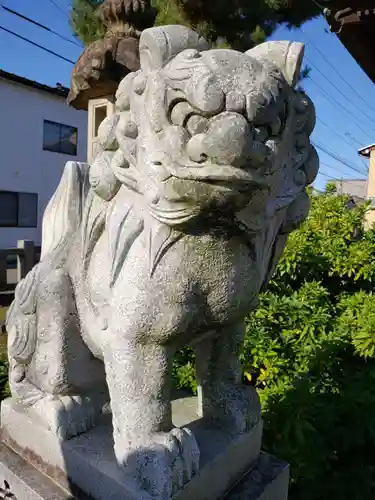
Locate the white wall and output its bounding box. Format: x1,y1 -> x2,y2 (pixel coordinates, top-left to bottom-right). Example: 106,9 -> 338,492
0,78 -> 87,249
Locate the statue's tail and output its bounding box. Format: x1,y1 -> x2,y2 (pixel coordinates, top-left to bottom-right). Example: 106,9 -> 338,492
41,161 -> 91,260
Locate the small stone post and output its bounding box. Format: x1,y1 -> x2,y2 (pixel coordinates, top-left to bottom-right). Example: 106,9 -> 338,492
16,240 -> 35,282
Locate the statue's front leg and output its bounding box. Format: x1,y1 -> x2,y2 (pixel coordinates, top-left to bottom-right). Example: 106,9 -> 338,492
103,319 -> 199,499
194,322 -> 261,434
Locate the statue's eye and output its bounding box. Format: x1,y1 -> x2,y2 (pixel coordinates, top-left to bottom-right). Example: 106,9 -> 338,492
169,99 -> 208,136
170,101 -> 195,127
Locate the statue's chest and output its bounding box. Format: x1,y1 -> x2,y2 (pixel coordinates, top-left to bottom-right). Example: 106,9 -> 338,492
87,232 -> 112,309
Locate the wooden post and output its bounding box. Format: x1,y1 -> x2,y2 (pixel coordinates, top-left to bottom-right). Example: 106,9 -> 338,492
17,240 -> 35,282
0,250 -> 6,290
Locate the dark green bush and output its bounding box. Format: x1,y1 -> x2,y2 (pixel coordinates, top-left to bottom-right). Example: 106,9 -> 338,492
173,191 -> 375,500
0,354 -> 9,402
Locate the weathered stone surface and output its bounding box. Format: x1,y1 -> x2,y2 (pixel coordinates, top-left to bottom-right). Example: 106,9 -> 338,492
1,396 -> 262,500
3,24 -> 318,500
0,443 -> 71,500
0,445 -> 288,500
226,453 -> 289,500
68,0 -> 156,109
68,36 -> 141,110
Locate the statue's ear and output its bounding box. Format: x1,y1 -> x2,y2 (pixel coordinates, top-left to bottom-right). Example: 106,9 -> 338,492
246,41 -> 305,87
139,25 -> 210,72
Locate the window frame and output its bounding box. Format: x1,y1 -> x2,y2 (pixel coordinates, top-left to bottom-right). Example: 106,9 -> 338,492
0,191 -> 38,228
43,119 -> 78,156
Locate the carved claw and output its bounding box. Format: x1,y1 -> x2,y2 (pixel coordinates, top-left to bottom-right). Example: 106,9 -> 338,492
117,427 -> 199,499
29,394 -> 98,440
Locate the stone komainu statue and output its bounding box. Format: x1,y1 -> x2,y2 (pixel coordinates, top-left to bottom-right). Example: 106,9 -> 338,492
5,26 -> 318,500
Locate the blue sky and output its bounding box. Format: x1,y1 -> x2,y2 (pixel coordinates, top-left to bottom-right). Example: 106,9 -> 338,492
1,0 -> 374,191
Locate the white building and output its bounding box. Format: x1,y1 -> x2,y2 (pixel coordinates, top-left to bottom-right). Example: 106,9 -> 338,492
0,69 -> 88,249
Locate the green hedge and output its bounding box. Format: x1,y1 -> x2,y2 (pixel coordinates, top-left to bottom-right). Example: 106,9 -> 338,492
173,190 -> 375,500
0,354 -> 9,402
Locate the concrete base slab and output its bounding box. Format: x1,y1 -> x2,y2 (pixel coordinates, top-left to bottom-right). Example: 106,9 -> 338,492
0,446 -> 289,500
226,452 -> 289,500
0,396 -> 273,500
0,443 -> 73,500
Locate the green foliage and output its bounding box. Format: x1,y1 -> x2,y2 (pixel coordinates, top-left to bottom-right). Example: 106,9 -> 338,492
336,292 -> 375,358
153,0 -> 188,28
262,343 -> 375,500
172,191 -> 375,499
325,181 -> 337,194
172,348 -> 198,394
296,64 -> 311,91
70,0 -> 320,49
242,281 -> 334,398
272,193 -> 373,294
70,0 -> 106,46
0,354 -> 10,402
243,193 -> 375,499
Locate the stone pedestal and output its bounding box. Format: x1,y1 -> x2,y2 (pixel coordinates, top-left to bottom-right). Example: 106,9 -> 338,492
0,396 -> 289,500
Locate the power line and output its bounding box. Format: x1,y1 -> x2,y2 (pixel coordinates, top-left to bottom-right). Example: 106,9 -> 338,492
313,140 -> 368,177
319,162 -> 358,179
314,143 -> 366,177
1,4 -> 82,47
46,0 -> 68,17
316,116 -> 368,160
301,27 -> 375,117
305,55 -> 375,130
319,171 -> 340,180
320,162 -> 344,175
316,141 -> 367,177
0,25 -> 75,64
316,118 -> 370,171
308,78 -> 375,142
317,168 -> 345,183
309,77 -> 374,140
344,132 -> 362,148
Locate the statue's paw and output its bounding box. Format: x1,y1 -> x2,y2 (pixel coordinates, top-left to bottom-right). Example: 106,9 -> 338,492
167,427 -> 200,493
118,428 -> 199,499
30,394 -> 97,440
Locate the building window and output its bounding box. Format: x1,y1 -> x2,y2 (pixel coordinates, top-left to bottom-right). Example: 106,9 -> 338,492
0,192 -> 38,228
43,120 -> 78,156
